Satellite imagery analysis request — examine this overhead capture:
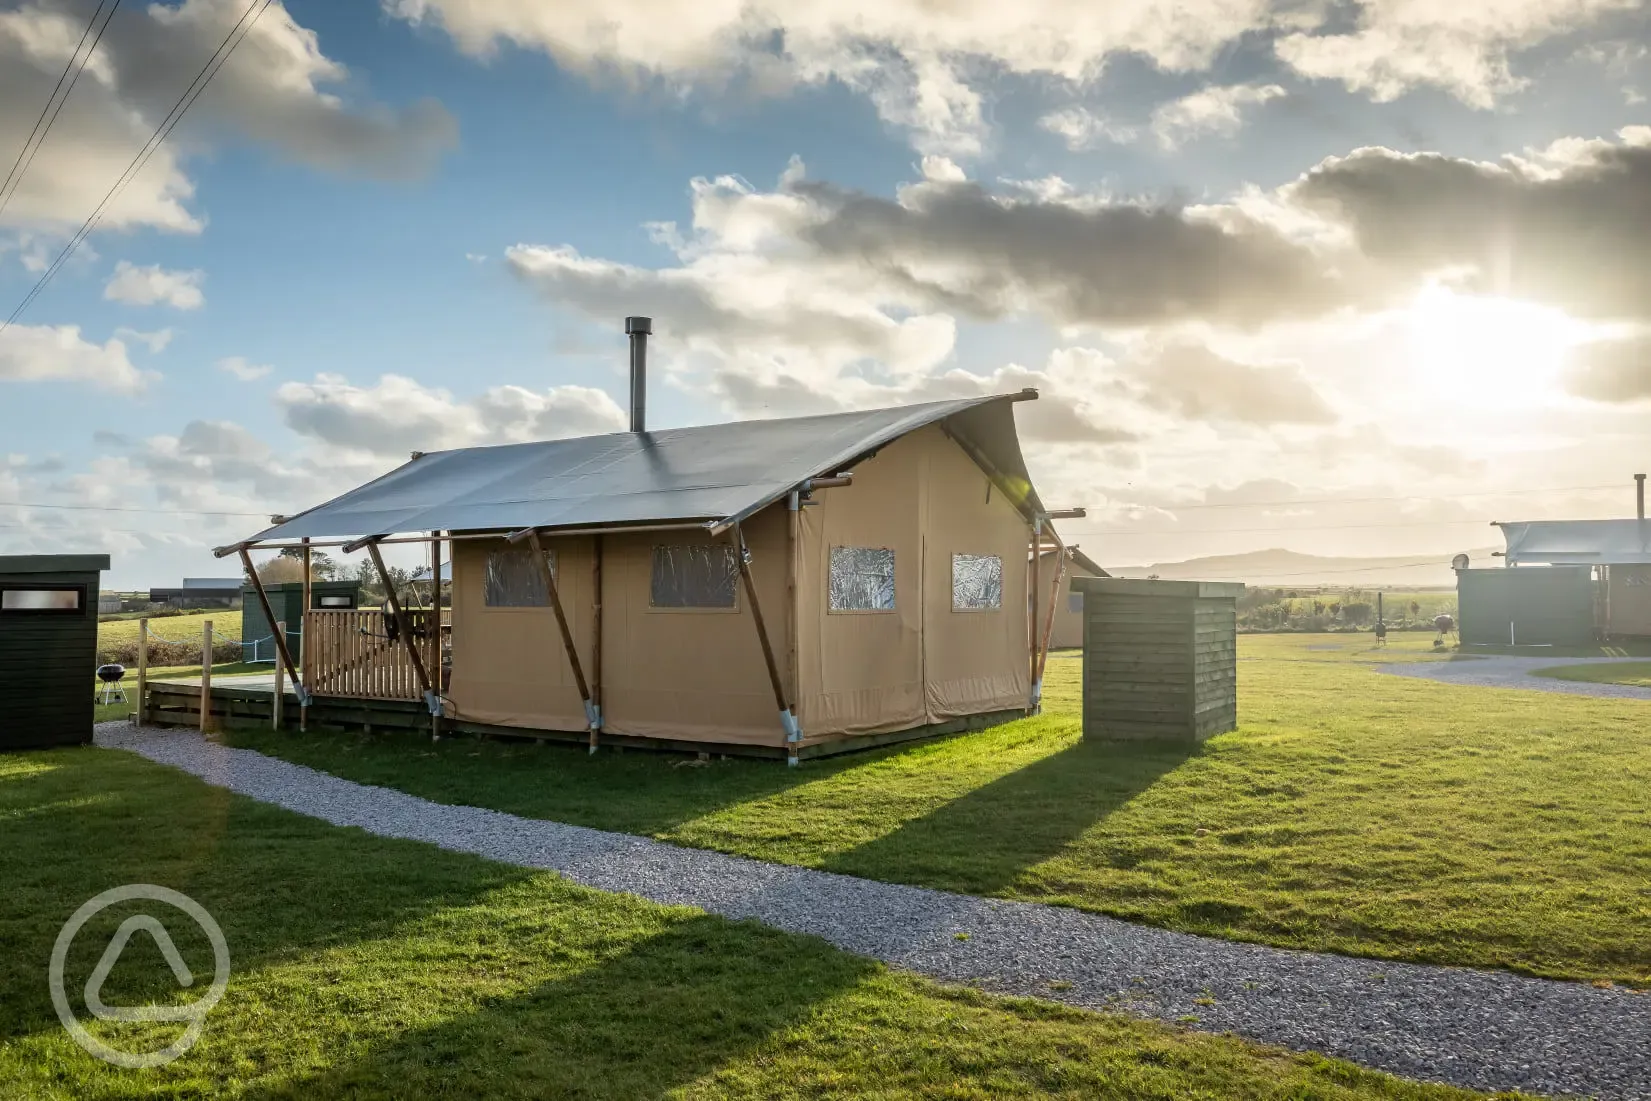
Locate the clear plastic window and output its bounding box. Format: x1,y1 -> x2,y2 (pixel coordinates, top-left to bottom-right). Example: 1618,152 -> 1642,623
951,554 -> 1003,611
650,545 -> 739,608
1067,592 -> 1084,613
484,548 -> 557,607
829,546 -> 896,611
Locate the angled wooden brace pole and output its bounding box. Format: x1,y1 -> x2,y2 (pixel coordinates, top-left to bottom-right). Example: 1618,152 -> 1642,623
1036,528 -> 1069,690
524,529 -> 600,740
732,523 -> 802,765
363,539 -> 438,716
238,547 -> 307,706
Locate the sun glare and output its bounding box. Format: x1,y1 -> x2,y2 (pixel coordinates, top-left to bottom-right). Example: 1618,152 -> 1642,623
1402,286 -> 1591,408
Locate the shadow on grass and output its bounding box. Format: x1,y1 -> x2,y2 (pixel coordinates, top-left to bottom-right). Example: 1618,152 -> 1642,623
0,747 -> 537,1041
222,724 -> 951,838
243,915 -> 875,1101
820,738 -> 1196,895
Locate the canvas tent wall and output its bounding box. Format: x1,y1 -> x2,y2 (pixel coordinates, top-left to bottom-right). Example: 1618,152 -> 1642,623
224,393 -> 1053,756
447,423 -> 1033,746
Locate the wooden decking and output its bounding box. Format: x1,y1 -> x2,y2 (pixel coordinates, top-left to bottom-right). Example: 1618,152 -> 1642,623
139,676 -> 1020,761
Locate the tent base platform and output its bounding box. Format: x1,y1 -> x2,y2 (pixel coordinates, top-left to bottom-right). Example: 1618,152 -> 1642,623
140,676 -> 1025,761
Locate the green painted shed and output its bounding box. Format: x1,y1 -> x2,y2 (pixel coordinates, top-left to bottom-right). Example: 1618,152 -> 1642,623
0,554 -> 110,750
1455,566 -> 1596,647
240,580 -> 362,664
1071,577 -> 1244,743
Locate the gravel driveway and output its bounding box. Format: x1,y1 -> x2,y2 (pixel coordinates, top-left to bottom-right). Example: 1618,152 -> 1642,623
1381,654 -> 1651,699
96,722 -> 1651,1100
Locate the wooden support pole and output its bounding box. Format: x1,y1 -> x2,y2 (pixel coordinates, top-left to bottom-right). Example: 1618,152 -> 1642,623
1027,517 -> 1039,713
429,533 -> 442,740
136,618 -> 148,725
786,493 -> 800,724
300,538 -> 311,732
239,547 -> 302,692
590,533 -> 603,754
365,540 -> 433,700
272,621 -> 285,731
732,523 -> 799,762
1037,531 -> 1068,687
524,530 -> 596,735
200,619 -> 213,733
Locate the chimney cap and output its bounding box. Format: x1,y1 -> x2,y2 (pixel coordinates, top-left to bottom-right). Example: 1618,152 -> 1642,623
625,316 -> 652,335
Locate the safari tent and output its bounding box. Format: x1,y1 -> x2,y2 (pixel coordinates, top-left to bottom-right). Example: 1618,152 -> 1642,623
219,376 -> 1083,763
1038,545 -> 1109,650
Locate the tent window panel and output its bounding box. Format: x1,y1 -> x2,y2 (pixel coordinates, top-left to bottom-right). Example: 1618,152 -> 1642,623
484,549 -> 557,607
951,554 -> 1003,611
829,546 -> 896,612
650,545 -> 739,609
1067,592 -> 1084,613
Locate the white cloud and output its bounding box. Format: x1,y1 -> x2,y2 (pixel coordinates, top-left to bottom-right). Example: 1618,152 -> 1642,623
218,356 -> 272,382
1274,0 -> 1637,108
114,327 -> 174,353
275,374 -> 628,457
1151,83 -> 1286,149
0,324 -> 148,390
0,0 -> 457,233
103,262 -> 205,309
387,0 -> 1283,152
1038,106 -> 1140,150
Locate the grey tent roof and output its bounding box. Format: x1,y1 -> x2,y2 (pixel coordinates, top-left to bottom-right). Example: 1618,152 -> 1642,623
246,393 -> 1043,544
1497,519 -> 1651,565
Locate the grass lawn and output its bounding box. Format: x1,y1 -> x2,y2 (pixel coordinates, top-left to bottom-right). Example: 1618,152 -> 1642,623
98,611 -> 243,651
0,748 -> 1498,1100
1532,661 -> 1651,687
223,632 -> 1651,987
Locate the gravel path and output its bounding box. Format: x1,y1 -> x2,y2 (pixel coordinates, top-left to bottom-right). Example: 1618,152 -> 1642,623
96,722 -> 1651,1100
1381,654 -> 1651,699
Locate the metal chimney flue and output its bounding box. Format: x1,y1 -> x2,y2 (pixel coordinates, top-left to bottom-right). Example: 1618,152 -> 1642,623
1637,473 -> 1645,521
625,316 -> 652,433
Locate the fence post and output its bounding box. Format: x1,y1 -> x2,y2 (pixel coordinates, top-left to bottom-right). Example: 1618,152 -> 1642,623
136,618 -> 149,725
272,620 -> 285,731
200,619 -> 214,733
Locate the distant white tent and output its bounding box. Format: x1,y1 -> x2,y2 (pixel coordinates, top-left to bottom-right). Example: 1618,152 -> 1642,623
1496,520 -> 1651,566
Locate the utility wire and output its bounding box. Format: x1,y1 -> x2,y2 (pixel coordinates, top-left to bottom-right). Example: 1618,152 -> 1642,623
0,0 -> 120,222
1096,483 -> 1627,515
1,0 -> 272,334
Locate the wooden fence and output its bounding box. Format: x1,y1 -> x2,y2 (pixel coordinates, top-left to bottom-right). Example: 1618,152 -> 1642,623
304,609 -> 431,701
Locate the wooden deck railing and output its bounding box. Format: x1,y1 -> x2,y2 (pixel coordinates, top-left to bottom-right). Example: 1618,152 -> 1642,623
304,609 -> 433,701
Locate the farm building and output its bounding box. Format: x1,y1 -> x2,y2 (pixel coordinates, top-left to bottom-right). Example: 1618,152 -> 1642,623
213,345 -> 1086,762
149,577 -> 243,609
1038,545 -> 1109,650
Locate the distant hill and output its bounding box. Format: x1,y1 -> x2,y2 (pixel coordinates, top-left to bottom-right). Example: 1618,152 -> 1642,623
1107,547 -> 1500,589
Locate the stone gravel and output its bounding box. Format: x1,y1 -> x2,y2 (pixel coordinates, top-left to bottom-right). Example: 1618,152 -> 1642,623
1381,654 -> 1651,700
97,721 -> 1651,1099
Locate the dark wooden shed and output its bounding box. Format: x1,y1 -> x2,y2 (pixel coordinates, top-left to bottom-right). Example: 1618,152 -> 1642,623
240,580 -> 362,665
1071,577 -> 1243,743
0,554 -> 110,750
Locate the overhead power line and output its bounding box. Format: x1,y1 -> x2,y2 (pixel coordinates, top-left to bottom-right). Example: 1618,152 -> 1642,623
0,0 -> 122,223
1097,483 -> 1626,516
1,0 -> 273,334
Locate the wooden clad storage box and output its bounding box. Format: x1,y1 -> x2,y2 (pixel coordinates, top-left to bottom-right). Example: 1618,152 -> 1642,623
0,554 -> 111,750
1071,577 -> 1243,743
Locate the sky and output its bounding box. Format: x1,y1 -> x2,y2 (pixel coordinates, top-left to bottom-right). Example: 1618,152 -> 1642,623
2,0 -> 1651,588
